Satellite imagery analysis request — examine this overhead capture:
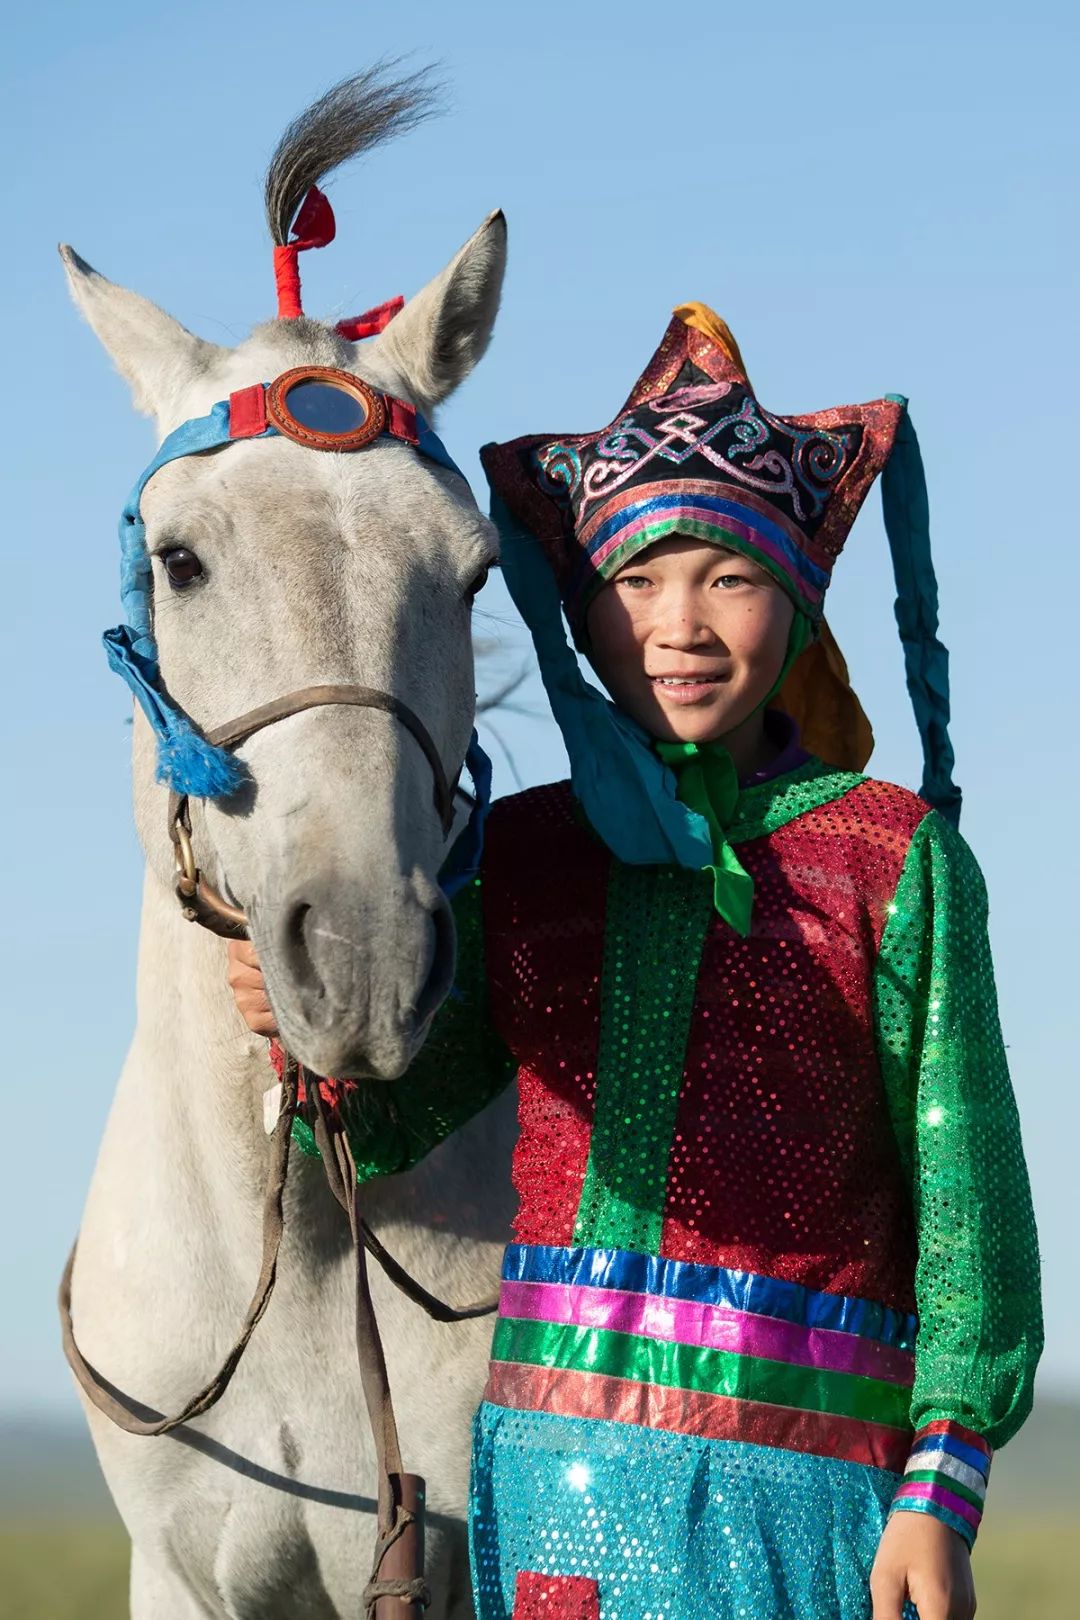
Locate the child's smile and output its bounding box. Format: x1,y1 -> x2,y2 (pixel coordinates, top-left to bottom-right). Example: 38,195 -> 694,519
649,669 -> 730,704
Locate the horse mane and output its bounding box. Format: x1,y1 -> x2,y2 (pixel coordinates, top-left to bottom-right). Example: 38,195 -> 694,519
264,63 -> 443,246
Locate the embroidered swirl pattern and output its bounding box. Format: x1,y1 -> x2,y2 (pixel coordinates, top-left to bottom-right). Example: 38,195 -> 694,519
534,384 -> 862,534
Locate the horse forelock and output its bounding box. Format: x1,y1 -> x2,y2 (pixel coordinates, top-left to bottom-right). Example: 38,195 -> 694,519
264,65 -> 444,247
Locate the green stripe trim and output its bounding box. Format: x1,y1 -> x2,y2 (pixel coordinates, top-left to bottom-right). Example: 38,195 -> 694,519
572,863 -> 715,1253
492,1316 -> 913,1428
902,1470 -> 985,1510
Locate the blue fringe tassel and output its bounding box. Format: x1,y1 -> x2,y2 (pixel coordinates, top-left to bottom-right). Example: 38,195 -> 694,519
105,624 -> 247,799
155,718 -> 248,798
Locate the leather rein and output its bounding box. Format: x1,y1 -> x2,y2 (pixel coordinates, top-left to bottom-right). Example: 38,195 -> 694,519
60,682 -> 498,1618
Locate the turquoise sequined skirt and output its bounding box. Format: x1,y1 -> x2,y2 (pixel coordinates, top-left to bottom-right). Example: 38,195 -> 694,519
470,1402 -> 918,1619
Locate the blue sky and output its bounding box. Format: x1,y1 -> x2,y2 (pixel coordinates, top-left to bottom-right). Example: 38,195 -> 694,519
3,2 -> 1076,1410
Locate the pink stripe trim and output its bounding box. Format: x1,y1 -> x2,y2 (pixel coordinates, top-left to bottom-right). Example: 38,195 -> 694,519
892,1480 -> 981,1529
586,505 -> 823,607
498,1280 -> 915,1386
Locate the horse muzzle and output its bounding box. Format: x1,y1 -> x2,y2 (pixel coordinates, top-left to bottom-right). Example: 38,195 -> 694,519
251,872 -> 456,1080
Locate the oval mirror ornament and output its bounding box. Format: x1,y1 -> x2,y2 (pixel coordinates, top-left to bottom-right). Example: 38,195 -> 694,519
286,380 -> 368,433
265,367 -> 387,451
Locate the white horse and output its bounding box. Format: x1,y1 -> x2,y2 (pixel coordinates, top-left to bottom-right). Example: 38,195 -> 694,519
62,72 -> 516,1619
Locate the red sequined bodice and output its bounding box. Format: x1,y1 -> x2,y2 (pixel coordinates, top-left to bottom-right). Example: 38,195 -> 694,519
481,775 -> 929,1313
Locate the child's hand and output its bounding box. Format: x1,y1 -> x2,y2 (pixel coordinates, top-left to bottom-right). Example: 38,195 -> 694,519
227,939 -> 278,1037
870,1512 -> 976,1619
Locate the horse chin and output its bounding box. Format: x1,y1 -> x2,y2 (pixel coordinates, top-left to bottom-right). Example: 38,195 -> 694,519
278,1032 -> 413,1084
273,1013 -> 426,1084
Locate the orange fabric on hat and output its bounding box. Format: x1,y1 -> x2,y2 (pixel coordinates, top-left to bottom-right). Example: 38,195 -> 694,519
673,301 -> 753,387
772,618 -> 874,773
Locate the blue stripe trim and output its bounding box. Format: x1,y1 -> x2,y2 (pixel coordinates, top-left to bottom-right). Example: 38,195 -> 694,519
115,395 -> 465,689
503,1244 -> 918,1351
582,492 -> 829,592
909,1433 -> 990,1478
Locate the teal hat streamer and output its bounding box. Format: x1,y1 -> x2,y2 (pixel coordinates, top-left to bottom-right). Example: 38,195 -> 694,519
881,399 -> 961,826
492,492 -> 714,871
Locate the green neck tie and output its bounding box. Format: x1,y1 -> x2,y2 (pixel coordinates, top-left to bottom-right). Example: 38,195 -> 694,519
655,740 -> 754,936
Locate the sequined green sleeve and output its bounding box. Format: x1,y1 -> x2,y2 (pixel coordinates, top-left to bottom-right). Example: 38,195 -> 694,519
874,811 -> 1042,1543
294,876 -> 517,1183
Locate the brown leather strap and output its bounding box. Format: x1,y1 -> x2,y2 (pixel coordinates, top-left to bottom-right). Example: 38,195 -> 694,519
58,1052 -> 494,1610
205,683 -> 458,834
59,1058 -> 300,1435
358,1217 -> 498,1323
309,1081 -> 430,1616
60,1056 -> 429,1612
70,663 -> 486,1604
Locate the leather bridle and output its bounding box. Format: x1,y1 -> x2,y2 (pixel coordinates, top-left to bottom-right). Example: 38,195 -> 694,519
167,682 -> 462,936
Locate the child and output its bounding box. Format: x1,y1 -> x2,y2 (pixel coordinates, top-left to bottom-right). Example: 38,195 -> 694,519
230,305 -> 1041,1620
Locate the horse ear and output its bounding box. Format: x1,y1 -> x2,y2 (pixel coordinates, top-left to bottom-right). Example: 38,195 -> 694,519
59,244 -> 225,423
370,210 -> 506,413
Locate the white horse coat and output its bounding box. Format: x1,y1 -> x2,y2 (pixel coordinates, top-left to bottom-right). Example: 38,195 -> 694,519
62,76 -> 515,1619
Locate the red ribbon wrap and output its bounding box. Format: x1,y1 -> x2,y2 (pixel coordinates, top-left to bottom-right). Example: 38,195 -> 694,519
273,185 -> 336,319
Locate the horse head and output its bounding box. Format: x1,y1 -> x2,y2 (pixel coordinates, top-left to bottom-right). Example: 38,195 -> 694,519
61,70 -> 507,1081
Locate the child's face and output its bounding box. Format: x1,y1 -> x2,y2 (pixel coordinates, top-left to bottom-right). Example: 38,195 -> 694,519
584,536 -> 796,745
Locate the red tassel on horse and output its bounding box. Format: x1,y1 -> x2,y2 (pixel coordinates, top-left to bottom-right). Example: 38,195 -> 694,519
336,296 -> 405,340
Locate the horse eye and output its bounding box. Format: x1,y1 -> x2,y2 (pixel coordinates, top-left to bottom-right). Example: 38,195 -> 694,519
162,548 -> 204,589
466,565 -> 491,604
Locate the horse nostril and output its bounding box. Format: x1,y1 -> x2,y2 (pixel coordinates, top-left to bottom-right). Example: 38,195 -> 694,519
281,900 -> 324,997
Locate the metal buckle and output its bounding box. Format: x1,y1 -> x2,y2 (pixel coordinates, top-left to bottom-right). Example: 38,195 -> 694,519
173,816 -> 198,897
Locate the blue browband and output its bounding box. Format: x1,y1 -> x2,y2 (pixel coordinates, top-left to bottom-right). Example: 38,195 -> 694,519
105,378 -> 491,897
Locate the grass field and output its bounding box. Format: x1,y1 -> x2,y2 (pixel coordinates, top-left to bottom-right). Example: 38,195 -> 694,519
0,1515 -> 1076,1619
0,1525 -> 128,1620
973,1518 -> 1079,1617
